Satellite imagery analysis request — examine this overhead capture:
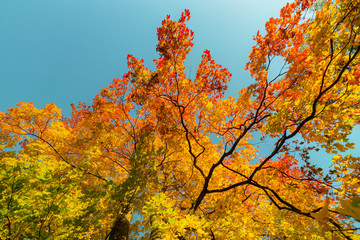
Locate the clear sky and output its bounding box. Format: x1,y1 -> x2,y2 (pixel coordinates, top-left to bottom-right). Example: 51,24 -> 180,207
0,0 -> 289,116
1,1 -> 358,170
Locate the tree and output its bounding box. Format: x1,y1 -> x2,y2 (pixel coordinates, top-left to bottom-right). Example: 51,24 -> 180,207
1,0 -> 360,239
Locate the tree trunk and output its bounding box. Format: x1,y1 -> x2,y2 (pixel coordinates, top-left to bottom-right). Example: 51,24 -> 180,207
109,211 -> 132,240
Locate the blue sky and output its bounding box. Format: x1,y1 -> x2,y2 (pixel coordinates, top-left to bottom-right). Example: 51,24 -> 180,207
1,0 -> 358,171
0,0 -> 289,116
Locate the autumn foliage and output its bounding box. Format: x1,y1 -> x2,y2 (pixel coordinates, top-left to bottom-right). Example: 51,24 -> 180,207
1,0 -> 360,239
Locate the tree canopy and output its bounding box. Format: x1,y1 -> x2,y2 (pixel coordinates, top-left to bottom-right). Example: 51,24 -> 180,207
1,0 -> 360,239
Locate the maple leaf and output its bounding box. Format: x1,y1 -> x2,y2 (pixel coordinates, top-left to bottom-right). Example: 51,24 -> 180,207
1,2 -> 360,239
